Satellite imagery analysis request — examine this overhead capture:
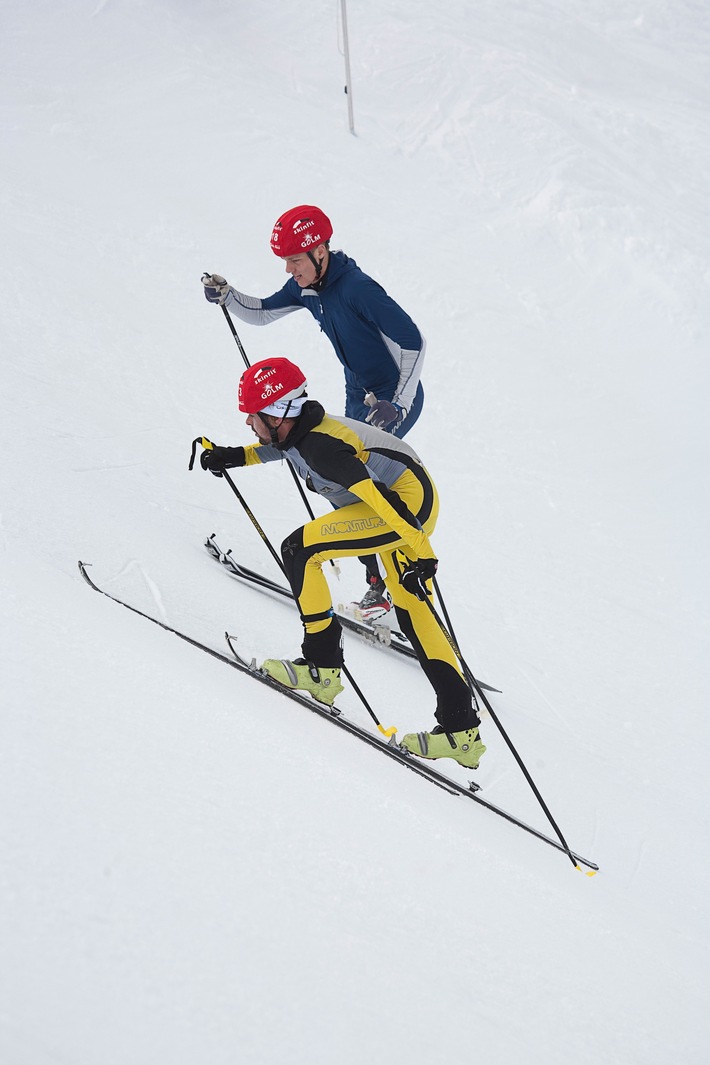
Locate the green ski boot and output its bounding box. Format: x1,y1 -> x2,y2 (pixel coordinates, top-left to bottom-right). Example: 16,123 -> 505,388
400,725 -> 486,769
261,658 -> 344,706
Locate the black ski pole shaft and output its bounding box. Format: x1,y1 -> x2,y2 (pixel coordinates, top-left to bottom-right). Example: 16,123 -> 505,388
340,663 -> 396,737
430,577 -> 485,699
423,584 -> 580,871
220,302 -> 250,368
221,471 -> 285,573
218,472 -> 394,736
217,300 -> 337,570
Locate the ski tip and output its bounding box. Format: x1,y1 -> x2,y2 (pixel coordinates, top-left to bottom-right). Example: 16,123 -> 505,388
576,864 -> 599,877
77,560 -> 97,588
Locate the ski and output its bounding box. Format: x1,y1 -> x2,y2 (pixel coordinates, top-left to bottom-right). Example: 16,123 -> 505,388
205,533 -> 414,653
204,534 -> 501,693
78,560 -> 597,871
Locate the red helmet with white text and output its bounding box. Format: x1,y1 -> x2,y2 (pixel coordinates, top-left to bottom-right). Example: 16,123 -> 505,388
238,358 -> 308,416
270,205 -> 333,258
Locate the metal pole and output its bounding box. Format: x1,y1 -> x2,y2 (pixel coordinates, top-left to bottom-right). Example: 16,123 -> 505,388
340,0 -> 355,135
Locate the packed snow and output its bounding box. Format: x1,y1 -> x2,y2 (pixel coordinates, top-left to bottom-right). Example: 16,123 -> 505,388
1,1 -> 708,1062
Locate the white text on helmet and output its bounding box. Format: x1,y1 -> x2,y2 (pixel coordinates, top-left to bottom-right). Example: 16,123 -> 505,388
261,382 -> 283,399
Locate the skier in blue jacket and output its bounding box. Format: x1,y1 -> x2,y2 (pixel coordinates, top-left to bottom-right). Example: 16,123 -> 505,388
202,204 -> 426,620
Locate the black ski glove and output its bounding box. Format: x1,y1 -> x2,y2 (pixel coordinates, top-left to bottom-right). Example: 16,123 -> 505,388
200,445 -> 246,477
400,557 -> 438,600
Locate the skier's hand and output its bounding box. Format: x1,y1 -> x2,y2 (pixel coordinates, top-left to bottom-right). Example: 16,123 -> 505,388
202,273 -> 231,304
200,445 -> 246,476
400,557 -> 438,600
365,398 -> 403,431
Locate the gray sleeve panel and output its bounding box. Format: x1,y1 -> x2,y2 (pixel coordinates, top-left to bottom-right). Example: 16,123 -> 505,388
224,288 -> 299,326
336,416 -> 424,465
379,330 -> 426,413
251,442 -> 284,463
362,450 -> 409,487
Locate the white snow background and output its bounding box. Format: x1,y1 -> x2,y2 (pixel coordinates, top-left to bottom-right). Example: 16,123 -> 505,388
1,1 -> 708,1062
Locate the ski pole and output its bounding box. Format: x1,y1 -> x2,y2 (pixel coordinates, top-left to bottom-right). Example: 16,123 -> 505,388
207,280 -> 340,576
422,581 -> 586,873
190,438 -> 396,737
219,301 -> 251,369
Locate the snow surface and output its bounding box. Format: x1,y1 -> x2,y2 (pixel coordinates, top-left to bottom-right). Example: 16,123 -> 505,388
2,1 -> 709,1062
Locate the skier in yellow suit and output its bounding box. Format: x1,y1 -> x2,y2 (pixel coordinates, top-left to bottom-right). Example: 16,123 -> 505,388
200,357 -> 485,769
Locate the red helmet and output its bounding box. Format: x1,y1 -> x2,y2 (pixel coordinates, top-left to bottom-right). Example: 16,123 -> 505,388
238,358 -> 308,415
270,205 -> 333,258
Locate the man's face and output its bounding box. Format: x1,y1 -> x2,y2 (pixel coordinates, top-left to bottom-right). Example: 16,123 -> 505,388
282,247 -> 327,287
246,412 -> 284,444
246,412 -> 273,443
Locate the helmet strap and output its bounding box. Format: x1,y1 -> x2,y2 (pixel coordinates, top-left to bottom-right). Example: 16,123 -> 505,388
257,399 -> 294,446
257,412 -> 281,446
307,251 -> 323,279
307,243 -> 329,283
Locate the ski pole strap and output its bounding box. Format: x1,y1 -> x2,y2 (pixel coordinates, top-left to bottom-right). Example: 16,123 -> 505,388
188,436 -> 214,470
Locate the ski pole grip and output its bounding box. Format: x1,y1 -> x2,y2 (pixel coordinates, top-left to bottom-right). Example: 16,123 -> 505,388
188,435 -> 215,470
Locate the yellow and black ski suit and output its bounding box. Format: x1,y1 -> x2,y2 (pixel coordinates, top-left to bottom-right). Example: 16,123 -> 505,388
236,401 -> 478,732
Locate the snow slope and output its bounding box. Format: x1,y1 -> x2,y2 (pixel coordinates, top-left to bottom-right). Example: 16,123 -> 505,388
2,2 -> 708,1062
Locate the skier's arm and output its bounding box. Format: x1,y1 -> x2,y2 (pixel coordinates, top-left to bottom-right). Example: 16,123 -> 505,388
223,284 -> 302,326
199,441 -> 283,473
348,475 -> 434,560
241,442 -> 283,465
379,329 -> 425,416
202,272 -> 303,326
350,279 -> 425,414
